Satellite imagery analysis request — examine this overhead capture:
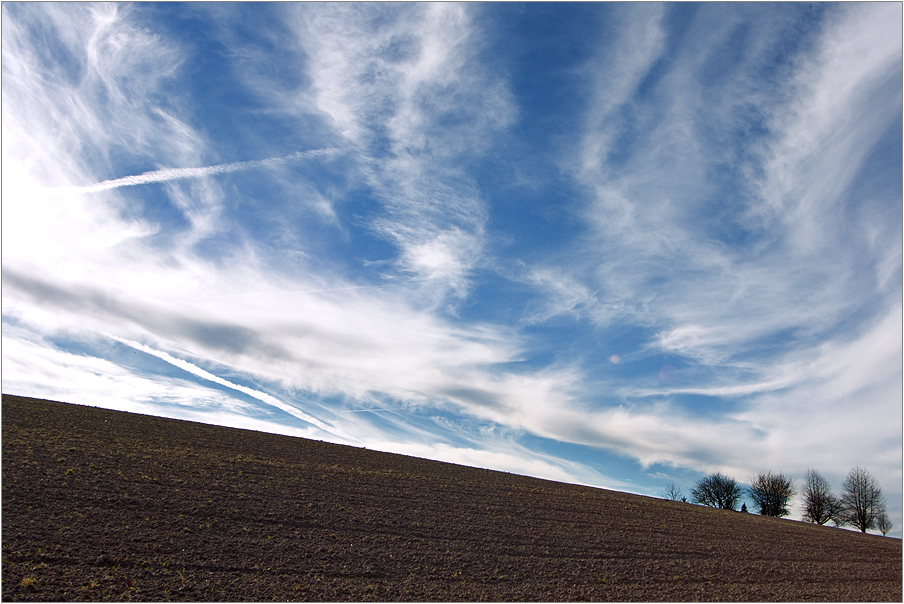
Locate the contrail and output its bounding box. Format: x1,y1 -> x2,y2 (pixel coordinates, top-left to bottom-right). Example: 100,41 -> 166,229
106,334 -> 342,437
50,148 -> 340,194
199,283 -> 394,301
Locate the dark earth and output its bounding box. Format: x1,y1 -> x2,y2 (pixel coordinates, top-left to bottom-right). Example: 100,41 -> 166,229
2,394 -> 901,601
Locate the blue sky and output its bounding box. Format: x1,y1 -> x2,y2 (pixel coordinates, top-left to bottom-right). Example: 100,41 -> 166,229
3,3 -> 901,536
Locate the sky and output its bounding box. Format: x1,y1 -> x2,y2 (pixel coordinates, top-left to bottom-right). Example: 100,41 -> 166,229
2,3 -> 902,536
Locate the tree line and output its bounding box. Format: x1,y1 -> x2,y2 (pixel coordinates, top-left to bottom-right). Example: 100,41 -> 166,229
661,466 -> 893,535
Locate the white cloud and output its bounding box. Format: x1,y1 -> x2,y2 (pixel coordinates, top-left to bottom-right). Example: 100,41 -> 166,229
1,4 -> 898,535
757,4 -> 903,252
292,3 -> 514,302
578,3 -> 668,177
0,1 -> 538,453
1,3 -> 211,272
732,306 -> 902,470
2,4 -> 194,169
507,4 -> 902,492
557,4 -> 901,364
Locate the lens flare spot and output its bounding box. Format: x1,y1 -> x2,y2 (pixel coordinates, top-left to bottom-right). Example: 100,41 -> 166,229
609,355 -> 621,364
659,365 -> 677,383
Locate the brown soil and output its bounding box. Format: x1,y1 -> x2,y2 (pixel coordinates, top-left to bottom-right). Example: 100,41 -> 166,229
2,394 -> 901,601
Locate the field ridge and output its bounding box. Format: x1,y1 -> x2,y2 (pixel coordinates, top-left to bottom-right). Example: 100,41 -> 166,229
2,394 -> 901,601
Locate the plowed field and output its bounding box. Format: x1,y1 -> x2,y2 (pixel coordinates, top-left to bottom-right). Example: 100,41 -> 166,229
2,394 -> 901,601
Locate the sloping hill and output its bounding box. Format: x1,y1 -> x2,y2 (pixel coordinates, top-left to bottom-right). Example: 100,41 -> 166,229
2,394 -> 901,601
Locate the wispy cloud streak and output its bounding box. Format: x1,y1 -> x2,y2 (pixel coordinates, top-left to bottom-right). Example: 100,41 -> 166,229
1,3 -> 899,534
294,3 -> 514,302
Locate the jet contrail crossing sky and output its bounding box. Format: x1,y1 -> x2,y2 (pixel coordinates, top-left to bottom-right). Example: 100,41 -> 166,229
49,148 -> 340,195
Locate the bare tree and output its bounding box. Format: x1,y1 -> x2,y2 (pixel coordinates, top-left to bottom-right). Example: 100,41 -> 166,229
691,472 -> 743,510
840,467 -> 886,533
876,512 -> 893,536
801,469 -> 844,525
662,482 -> 683,501
749,470 -> 795,517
